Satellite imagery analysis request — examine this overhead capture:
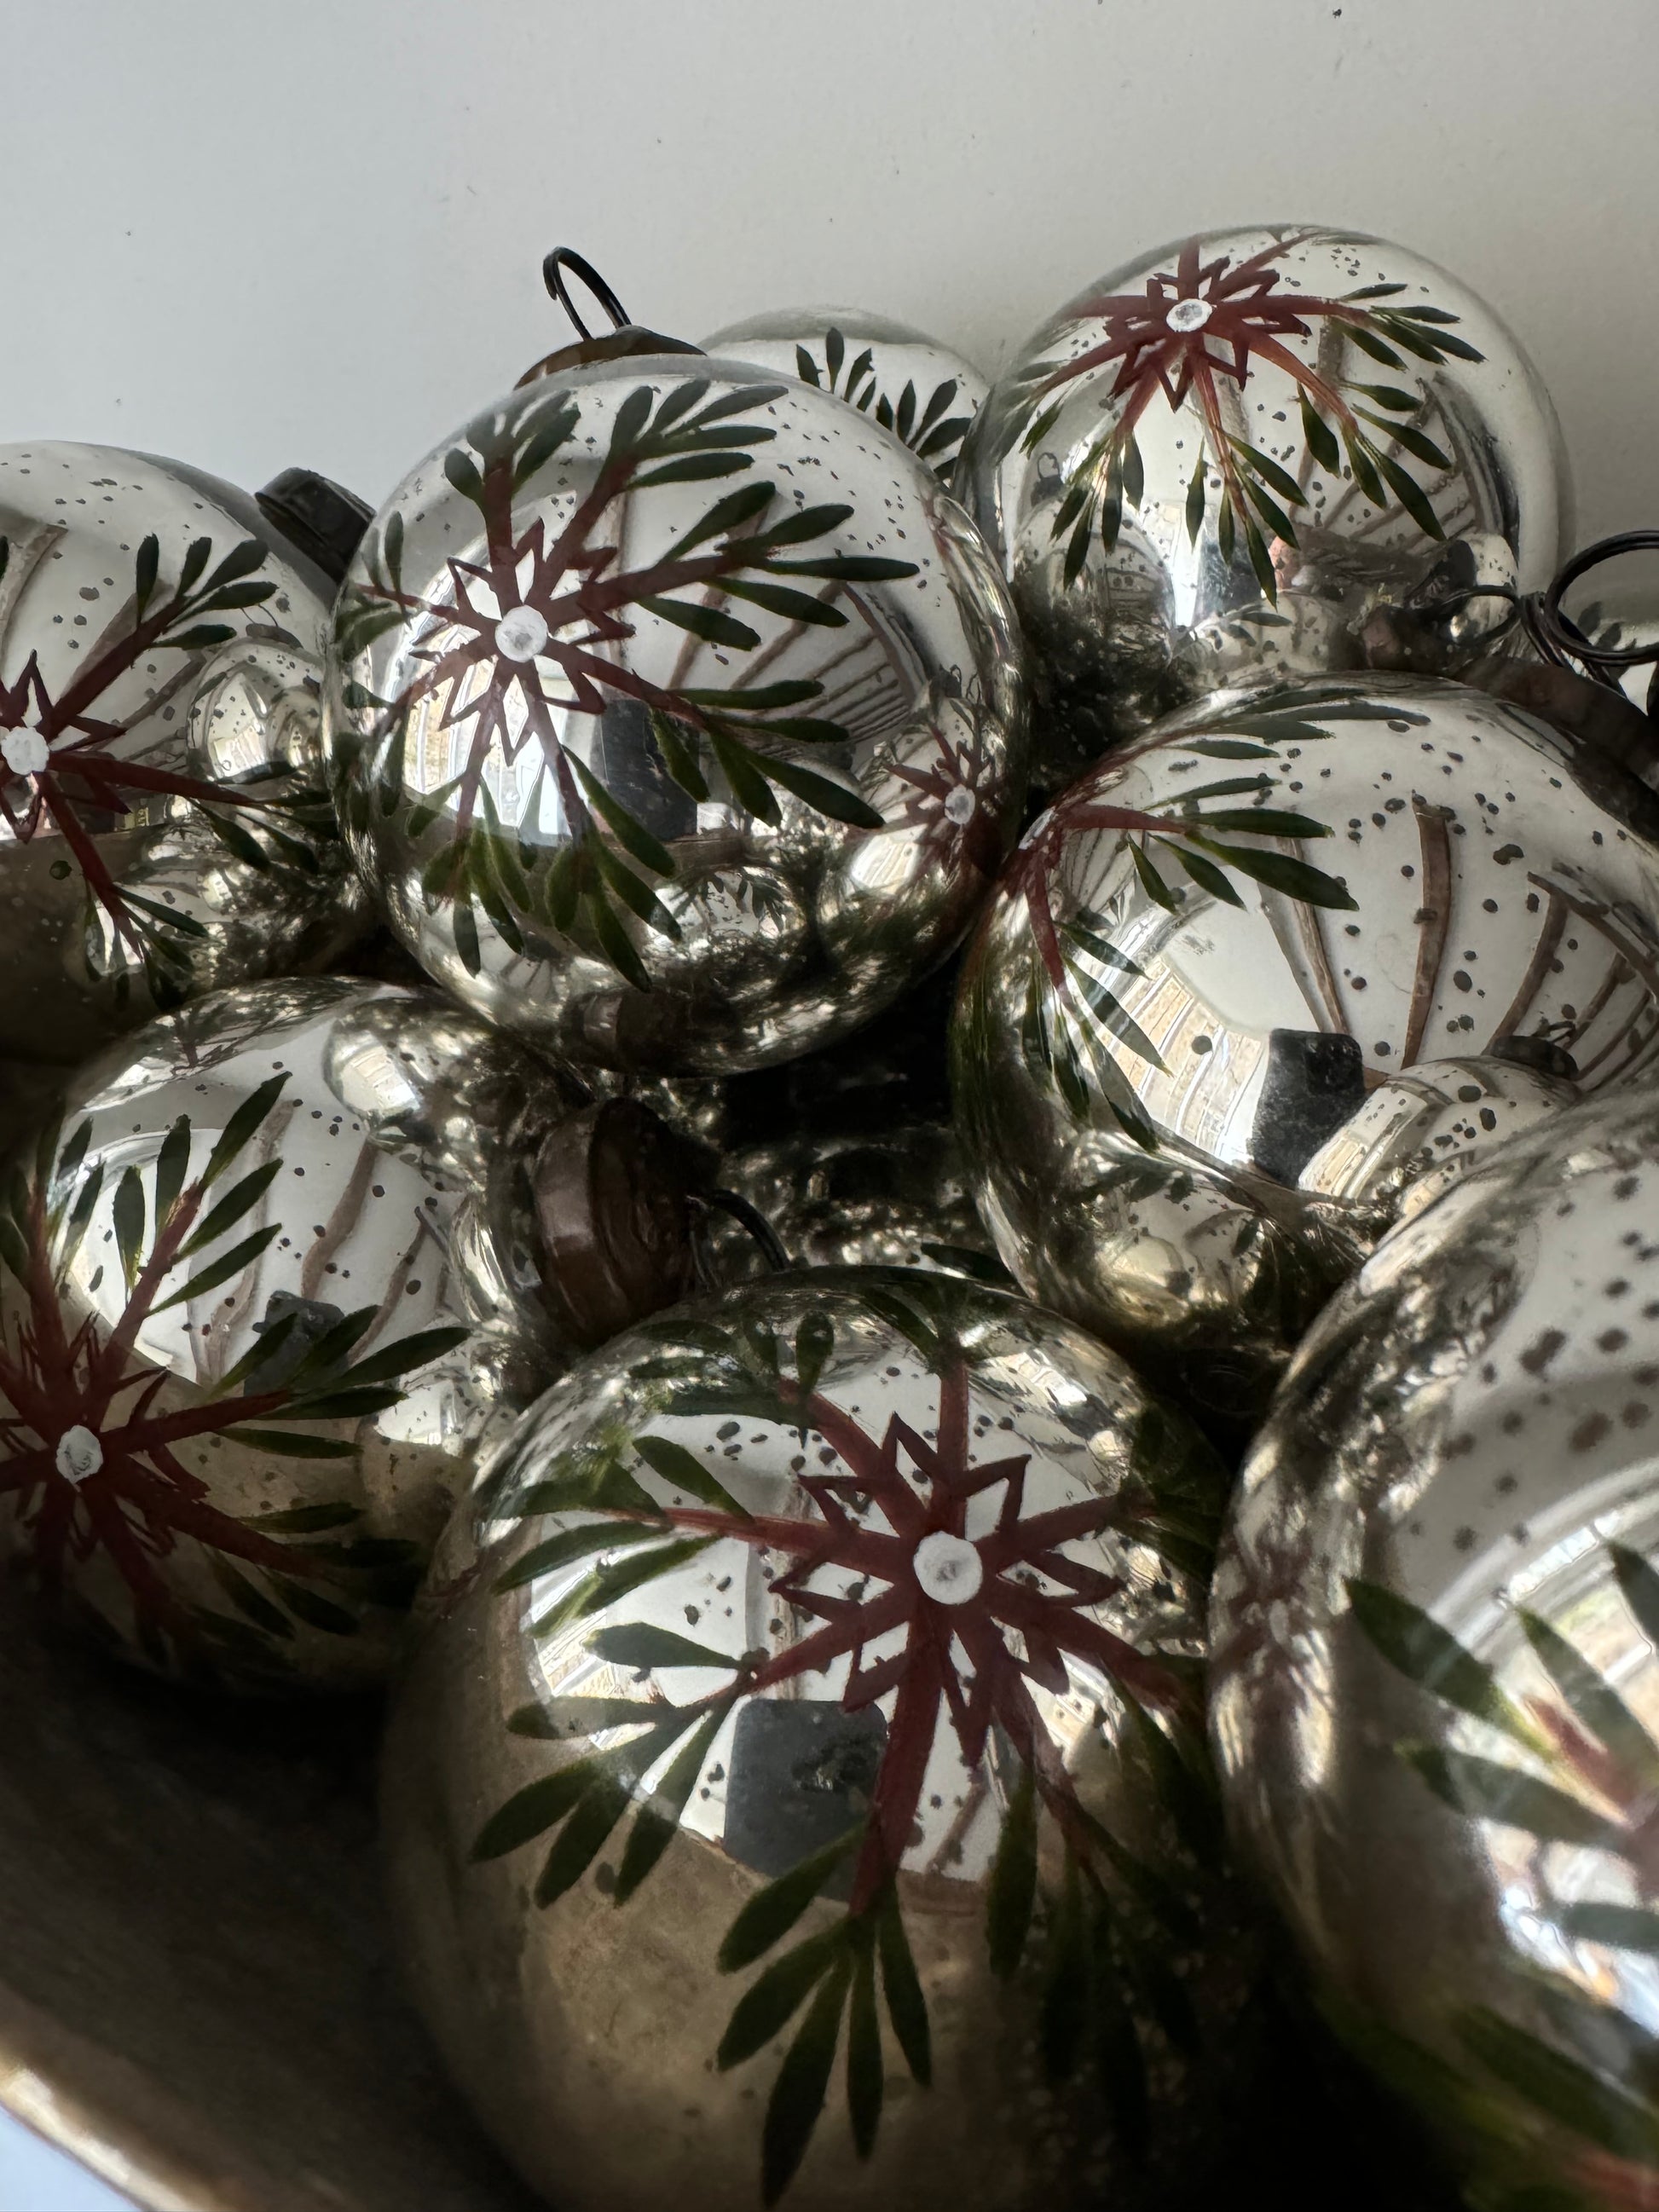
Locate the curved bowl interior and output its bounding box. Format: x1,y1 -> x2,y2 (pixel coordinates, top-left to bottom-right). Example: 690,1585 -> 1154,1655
0,1596 -> 540,2212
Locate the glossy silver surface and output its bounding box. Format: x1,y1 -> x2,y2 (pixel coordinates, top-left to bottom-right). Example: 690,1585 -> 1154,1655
951,674 -> 1659,1426
0,444 -> 369,1066
705,1121 -> 1004,1282
1210,1083 -> 1659,2210
701,308 -> 987,482
326,359 -> 1026,1076
960,225 -> 1570,786
0,978 -> 586,1690
384,1271 -> 1256,2212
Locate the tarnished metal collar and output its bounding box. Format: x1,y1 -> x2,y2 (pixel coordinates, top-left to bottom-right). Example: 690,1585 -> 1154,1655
516,245 -> 702,388
531,1098 -> 709,1347
255,468 -> 374,584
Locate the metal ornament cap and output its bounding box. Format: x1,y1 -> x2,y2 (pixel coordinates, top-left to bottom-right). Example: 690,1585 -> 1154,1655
1209,1081 -> 1659,2209
516,246 -> 705,388
960,222 -> 1571,784
531,1095 -> 709,1345
516,325 -> 705,386
255,467 -> 375,585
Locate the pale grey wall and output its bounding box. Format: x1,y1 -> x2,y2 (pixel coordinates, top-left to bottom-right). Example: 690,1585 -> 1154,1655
3,0 -> 1656,532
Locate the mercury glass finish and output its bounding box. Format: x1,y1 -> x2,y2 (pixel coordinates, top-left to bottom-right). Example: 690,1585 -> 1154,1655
706,1121 -> 1005,1282
960,225 -> 1570,785
382,1271 -> 1263,2212
701,309 -> 987,483
0,443 -> 369,1066
1210,1084 -> 1659,2211
326,359 -> 1026,1075
951,674 -> 1659,1429
0,977 -> 587,1690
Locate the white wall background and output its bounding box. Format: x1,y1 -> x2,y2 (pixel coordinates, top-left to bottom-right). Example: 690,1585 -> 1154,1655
5,0 -> 1659,535
1,2 -> 1656,2205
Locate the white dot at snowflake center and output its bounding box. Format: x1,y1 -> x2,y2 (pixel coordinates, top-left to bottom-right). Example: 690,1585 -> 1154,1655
1167,297 -> 1213,333
3,731 -> 50,778
494,605 -> 550,662
55,1425 -> 104,1485
912,1529 -> 984,1606
943,786 -> 977,825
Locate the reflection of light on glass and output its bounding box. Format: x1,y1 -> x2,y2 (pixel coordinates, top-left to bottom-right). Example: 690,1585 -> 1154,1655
845,830 -> 916,896
337,1041 -> 419,1116
1294,1654 -> 1338,1791
1297,1087 -> 1423,1202
195,668 -> 278,783
1060,864 -> 1280,1159
1444,1513 -> 1659,2032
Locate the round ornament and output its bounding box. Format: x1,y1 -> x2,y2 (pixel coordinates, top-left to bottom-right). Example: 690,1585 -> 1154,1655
326,352 -> 1026,1074
960,224 -> 1569,784
0,443 -> 372,1066
700,308 -> 986,483
1210,1083 -> 1659,2212
951,673 -> 1659,1429
0,975 -> 610,1691
384,1270 -> 1257,2212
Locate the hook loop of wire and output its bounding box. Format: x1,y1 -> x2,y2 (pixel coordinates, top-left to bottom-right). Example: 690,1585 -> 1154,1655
1412,529 -> 1659,699
541,248 -> 630,341
687,1188 -> 792,1285
1536,530 -> 1659,680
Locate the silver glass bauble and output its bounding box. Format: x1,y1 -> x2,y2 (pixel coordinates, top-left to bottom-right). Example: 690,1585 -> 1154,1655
325,358 -> 1026,1075
1210,1083 -> 1659,2211
382,1269 -> 1266,2212
952,673 -> 1659,1429
0,443 -> 371,1065
0,976 -> 588,1690
960,225 -> 1570,785
701,308 -> 986,483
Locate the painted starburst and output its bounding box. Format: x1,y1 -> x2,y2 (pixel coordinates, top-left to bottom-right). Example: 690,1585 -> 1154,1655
1015,232 -> 1483,597
889,712 -> 1004,876
333,378 -> 918,988
473,1278 -> 1223,2200
0,528 -> 330,1006
0,1083 -> 464,1679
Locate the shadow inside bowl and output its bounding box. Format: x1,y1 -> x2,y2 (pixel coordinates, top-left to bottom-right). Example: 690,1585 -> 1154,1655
0,1592 -> 542,2212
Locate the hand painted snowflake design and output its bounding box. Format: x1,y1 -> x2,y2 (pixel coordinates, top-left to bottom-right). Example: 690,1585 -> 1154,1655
792,326 -> 974,481
889,712 -> 1004,876
1347,1558 -> 1659,2208
0,1083 -> 464,1679
474,1279 -> 1223,2201
0,529 -> 325,1005
1017,233 -> 1483,598
333,378 -> 917,989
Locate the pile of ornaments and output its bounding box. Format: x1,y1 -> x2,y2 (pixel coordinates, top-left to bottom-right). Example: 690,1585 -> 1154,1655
3,225 -> 1658,2212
